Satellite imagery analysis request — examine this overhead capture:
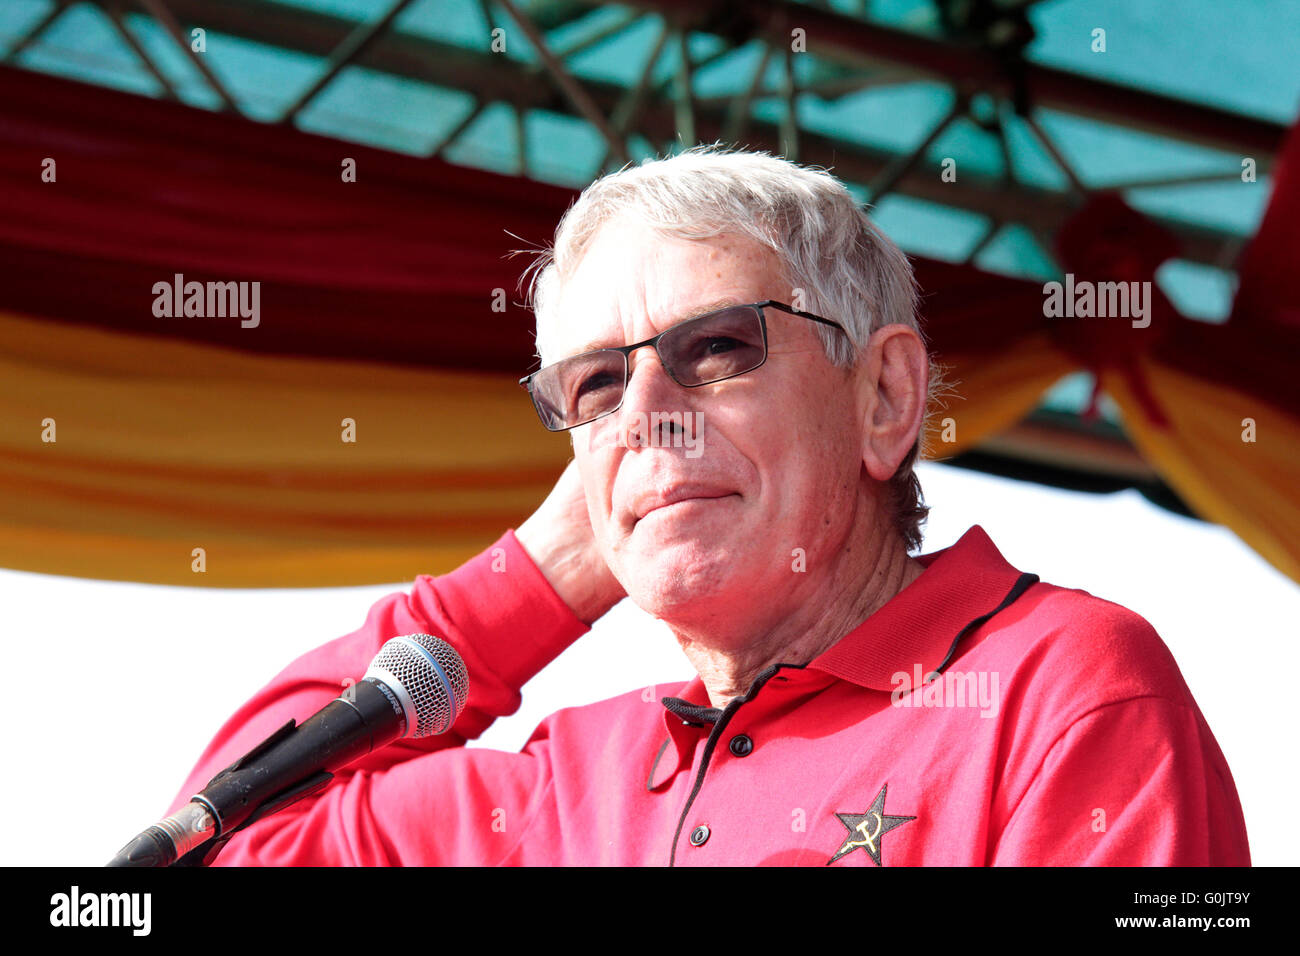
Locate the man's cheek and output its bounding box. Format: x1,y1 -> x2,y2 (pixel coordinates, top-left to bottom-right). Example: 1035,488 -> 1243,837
592,506 -> 623,559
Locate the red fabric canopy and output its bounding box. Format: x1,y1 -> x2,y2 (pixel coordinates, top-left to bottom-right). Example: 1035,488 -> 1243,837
0,66 -> 570,373
1,66 -> 1060,375
4,65 -> 1294,403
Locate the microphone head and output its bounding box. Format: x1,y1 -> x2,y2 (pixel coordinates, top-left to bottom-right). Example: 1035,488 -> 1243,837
364,634 -> 469,738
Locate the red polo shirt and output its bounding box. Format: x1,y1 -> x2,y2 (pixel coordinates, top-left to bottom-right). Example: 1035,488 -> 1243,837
169,525 -> 1250,866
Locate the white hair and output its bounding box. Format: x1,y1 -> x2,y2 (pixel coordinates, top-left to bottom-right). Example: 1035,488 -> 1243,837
519,145 -> 932,550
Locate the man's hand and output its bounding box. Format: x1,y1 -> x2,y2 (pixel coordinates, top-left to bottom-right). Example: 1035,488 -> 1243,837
515,459 -> 625,625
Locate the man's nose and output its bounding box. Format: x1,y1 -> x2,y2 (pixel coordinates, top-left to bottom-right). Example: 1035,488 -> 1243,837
617,345 -> 689,450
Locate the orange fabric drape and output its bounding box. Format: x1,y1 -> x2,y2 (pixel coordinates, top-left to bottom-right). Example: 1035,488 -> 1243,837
0,310 -> 569,586
1103,360 -> 1300,584
924,332 -> 1078,455
926,332 -> 1300,585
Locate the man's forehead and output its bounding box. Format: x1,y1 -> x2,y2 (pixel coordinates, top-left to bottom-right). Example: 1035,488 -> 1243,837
557,298 -> 743,355
547,223 -> 780,357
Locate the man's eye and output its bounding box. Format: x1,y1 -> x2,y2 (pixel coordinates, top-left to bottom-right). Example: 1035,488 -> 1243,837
576,371 -> 619,397
703,336 -> 742,354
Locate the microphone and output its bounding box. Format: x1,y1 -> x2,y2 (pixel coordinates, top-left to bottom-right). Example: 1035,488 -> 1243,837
107,633 -> 469,867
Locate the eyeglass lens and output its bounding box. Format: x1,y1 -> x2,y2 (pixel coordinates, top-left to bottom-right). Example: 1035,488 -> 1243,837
530,305 -> 766,430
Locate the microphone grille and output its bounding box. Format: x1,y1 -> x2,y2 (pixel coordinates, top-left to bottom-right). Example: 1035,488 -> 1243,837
366,634 -> 469,738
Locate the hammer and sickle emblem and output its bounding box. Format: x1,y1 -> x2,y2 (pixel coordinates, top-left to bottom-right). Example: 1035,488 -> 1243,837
845,812 -> 883,854
827,785 -> 916,866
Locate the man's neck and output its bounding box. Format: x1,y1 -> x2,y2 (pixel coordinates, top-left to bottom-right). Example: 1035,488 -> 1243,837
670,523 -> 924,709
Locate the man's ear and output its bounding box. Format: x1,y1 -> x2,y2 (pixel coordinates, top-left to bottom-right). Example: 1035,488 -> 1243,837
857,324 -> 928,482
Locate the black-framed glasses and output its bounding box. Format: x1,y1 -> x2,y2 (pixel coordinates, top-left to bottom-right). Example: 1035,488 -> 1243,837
519,300 -> 846,431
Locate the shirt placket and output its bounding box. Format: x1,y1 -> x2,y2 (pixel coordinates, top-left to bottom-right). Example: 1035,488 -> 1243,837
664,668 -> 807,865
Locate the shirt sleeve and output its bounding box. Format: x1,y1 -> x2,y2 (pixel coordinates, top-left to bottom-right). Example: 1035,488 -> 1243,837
988,695 -> 1251,866
165,529 -> 589,865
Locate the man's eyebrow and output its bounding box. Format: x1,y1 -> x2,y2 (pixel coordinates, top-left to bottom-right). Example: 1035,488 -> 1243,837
570,298 -> 742,354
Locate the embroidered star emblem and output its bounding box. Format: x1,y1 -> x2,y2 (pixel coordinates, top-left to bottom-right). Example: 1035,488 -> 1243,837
827,783 -> 916,866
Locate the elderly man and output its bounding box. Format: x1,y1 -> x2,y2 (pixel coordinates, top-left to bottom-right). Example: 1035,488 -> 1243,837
167,148 -> 1248,866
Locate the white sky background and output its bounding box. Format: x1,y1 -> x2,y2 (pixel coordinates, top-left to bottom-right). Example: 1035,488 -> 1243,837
1,460 -> 1295,866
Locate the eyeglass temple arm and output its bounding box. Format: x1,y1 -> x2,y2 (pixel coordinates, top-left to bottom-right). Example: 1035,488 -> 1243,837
756,299 -> 846,332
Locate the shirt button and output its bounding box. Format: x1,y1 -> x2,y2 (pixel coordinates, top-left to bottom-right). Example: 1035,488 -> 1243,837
689,825 -> 710,846
729,734 -> 753,757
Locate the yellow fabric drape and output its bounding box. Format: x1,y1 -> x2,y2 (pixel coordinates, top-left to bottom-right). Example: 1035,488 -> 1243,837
4,309 -> 1299,588
0,311 -> 570,586
1102,359 -> 1300,584
925,333 -> 1078,456
931,336 -> 1300,587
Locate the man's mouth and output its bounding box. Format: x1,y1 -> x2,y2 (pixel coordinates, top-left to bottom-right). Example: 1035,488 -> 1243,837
632,487 -> 737,523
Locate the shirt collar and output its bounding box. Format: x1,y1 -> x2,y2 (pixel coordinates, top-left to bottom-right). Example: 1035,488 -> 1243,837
809,524 -> 1026,692
648,525 -> 1029,789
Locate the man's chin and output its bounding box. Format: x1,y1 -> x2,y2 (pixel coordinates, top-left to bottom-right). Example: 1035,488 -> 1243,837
616,541 -> 738,622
